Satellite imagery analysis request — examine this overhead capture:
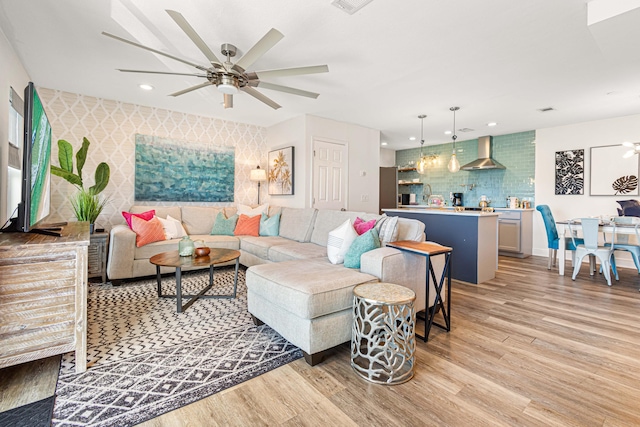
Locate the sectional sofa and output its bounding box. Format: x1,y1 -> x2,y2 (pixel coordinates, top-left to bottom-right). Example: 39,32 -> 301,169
107,205 -> 446,364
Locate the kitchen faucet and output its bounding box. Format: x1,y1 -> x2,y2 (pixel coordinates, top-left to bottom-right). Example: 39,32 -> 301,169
423,183 -> 432,201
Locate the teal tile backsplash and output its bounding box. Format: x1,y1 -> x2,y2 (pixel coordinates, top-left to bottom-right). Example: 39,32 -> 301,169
395,131 -> 536,208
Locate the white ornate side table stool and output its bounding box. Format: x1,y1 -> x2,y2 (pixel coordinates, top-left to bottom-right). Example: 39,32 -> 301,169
351,282 -> 416,385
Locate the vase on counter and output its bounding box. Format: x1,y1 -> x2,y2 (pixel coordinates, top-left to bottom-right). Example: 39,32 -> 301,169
178,236 -> 195,257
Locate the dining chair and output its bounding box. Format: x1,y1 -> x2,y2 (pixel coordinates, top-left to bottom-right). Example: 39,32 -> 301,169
603,216 -> 640,280
569,218 -> 616,286
536,205 -> 583,270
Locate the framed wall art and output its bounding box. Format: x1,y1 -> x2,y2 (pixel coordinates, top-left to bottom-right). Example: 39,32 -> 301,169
268,146 -> 294,195
590,144 -> 639,196
555,149 -> 584,195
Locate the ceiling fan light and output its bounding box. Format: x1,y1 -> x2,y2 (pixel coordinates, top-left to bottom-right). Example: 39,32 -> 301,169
623,149 -> 636,158
217,83 -> 238,95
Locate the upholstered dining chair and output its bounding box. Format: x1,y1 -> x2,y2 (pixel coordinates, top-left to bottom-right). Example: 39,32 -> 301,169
604,216 -> 640,280
569,218 -> 616,286
536,205 -> 584,270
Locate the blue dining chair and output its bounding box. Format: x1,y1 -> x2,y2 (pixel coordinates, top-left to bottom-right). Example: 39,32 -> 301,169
604,217 -> 640,280
536,205 -> 584,270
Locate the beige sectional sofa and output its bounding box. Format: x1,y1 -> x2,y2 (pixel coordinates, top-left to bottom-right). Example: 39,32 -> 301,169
107,205 -> 446,365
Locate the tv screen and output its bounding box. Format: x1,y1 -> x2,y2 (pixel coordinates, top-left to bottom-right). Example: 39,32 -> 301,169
24,82 -> 52,229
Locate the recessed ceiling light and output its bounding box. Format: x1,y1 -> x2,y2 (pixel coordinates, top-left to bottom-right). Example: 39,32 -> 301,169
487,122 -> 497,127
139,84 -> 154,91
444,130 -> 452,135
381,142 -> 388,146
409,136 -> 416,141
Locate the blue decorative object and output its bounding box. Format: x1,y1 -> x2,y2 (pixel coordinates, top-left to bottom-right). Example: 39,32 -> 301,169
135,134 -> 235,202
210,212 -> 238,236
259,212 -> 281,236
344,228 -> 381,269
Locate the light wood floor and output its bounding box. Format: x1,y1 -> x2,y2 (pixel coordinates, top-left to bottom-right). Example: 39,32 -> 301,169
3,255 -> 640,426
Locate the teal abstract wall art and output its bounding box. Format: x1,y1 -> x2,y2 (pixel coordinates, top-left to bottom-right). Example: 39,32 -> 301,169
135,134 -> 235,202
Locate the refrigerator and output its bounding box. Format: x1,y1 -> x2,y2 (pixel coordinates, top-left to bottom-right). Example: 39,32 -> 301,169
379,167 -> 398,214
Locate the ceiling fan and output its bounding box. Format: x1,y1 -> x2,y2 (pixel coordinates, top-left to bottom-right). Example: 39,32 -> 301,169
102,9 -> 329,110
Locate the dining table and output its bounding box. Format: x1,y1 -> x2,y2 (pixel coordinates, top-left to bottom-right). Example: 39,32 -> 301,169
555,219 -> 638,276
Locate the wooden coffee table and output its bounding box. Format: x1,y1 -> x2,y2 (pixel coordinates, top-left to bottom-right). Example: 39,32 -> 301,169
149,248 -> 240,313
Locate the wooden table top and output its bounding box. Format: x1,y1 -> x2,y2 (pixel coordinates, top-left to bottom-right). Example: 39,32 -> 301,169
149,248 -> 240,268
386,240 -> 453,256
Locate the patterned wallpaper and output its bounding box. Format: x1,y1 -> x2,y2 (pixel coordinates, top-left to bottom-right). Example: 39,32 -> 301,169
38,88 -> 268,231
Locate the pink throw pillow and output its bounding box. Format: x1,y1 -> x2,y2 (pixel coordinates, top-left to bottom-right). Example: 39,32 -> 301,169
354,217 -> 376,235
122,209 -> 155,229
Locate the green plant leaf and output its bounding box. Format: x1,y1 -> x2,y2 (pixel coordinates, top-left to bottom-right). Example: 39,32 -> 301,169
70,189 -> 108,223
76,137 -> 90,181
88,163 -> 110,195
51,165 -> 82,186
57,140 -> 74,173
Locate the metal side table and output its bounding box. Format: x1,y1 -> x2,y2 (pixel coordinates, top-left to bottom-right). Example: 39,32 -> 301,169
386,240 -> 452,342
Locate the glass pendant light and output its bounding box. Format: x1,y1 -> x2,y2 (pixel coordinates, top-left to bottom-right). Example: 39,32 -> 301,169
447,107 -> 461,173
416,114 -> 428,175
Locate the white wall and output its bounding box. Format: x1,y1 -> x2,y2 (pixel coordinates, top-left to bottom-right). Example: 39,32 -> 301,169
0,26 -> 30,225
380,148 -> 396,167
534,113 -> 640,267
268,114 -> 381,213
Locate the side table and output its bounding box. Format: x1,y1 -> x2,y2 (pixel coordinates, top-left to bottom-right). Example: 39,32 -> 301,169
351,282 -> 416,385
88,231 -> 109,282
386,240 -> 452,342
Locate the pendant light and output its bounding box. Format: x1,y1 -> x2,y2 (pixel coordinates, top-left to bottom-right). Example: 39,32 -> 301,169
447,106 -> 461,173
416,115 -> 428,174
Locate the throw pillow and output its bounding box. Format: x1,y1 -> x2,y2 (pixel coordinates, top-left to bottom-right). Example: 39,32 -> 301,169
327,219 -> 358,264
618,200 -> 640,216
234,214 -> 261,236
260,212 -> 281,236
237,203 -> 269,217
344,228 -> 381,269
353,217 -> 377,235
210,212 -> 238,236
122,209 -> 155,229
157,215 -> 188,240
376,215 -> 399,245
131,215 -> 166,247
623,206 -> 640,217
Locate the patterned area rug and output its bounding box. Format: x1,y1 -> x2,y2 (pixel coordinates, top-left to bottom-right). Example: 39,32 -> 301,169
53,267 -> 301,427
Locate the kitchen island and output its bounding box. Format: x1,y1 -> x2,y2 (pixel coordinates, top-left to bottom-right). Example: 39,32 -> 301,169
383,208 -> 500,284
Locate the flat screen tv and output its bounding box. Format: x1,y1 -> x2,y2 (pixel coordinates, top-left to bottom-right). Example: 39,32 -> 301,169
1,82 -> 58,235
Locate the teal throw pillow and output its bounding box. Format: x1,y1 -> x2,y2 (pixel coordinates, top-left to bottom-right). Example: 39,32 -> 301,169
259,212 -> 281,236
210,212 -> 238,236
344,228 -> 381,269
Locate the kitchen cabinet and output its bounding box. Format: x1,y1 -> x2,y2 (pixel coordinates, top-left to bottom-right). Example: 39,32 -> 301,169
495,209 -> 533,258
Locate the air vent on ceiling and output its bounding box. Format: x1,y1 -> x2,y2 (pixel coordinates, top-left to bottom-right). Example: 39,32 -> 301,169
458,128 -> 475,132
538,107 -> 555,112
331,0 -> 374,14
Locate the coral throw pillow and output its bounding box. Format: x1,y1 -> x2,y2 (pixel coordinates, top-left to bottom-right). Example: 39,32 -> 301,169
353,217 -> 377,235
122,209 -> 155,229
131,216 -> 166,247
234,214 -> 261,236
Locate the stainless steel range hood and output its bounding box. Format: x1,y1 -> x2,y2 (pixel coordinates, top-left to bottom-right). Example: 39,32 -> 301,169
460,136 -> 506,170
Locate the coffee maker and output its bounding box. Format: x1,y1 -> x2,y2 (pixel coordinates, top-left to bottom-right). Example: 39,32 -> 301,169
452,192 -> 463,206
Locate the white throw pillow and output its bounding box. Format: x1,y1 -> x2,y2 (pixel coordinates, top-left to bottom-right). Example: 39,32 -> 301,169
376,215 -> 399,246
158,215 -> 187,239
237,203 -> 269,217
327,219 -> 358,264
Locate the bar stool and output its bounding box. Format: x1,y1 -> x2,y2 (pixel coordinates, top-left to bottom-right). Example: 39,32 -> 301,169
351,282 -> 416,385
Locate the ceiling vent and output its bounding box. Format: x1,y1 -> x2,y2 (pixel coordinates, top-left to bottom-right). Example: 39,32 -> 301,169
331,0 -> 374,14
458,128 -> 475,132
538,107 -> 555,112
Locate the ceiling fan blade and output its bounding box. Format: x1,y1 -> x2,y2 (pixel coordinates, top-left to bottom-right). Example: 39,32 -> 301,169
241,86 -> 281,110
223,94 -> 233,109
102,31 -> 210,72
232,28 -> 284,73
169,82 -> 212,97
118,69 -> 207,77
254,81 -> 319,99
252,65 -> 329,79
165,10 -> 223,68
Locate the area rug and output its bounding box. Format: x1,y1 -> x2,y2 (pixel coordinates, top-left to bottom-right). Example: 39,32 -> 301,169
52,267 -> 302,427
0,395 -> 55,427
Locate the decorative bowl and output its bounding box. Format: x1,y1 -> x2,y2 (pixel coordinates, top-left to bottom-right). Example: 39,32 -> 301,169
194,247 -> 211,257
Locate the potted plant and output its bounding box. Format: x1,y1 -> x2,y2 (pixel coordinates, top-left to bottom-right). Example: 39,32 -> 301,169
51,137 -> 110,232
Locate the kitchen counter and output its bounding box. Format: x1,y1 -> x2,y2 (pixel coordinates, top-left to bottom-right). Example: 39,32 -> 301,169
384,208 -> 499,284
397,204 -> 535,212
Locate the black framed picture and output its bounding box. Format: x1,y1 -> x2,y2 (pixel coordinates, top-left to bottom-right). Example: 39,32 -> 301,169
590,144 -> 639,196
268,146 -> 294,195
555,149 -> 584,195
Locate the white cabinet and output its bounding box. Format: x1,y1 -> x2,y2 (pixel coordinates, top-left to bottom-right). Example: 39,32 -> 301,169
496,209 -> 533,258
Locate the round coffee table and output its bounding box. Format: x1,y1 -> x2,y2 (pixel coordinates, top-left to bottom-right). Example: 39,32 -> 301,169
149,248 -> 241,313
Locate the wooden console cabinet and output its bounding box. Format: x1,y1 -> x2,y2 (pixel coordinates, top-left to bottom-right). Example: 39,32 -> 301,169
0,222 -> 90,373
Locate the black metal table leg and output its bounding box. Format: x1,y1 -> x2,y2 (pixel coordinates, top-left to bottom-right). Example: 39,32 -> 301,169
156,265 -> 162,297
176,267 -> 182,313
417,251 -> 452,342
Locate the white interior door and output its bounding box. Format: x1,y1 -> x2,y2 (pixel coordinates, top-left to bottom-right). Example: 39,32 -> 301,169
313,139 -> 347,210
